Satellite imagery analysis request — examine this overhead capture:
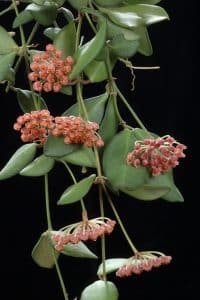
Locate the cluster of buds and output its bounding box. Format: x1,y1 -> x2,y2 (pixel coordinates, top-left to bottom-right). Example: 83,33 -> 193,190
13,110 -> 54,144
28,44 -> 74,93
51,216 -> 116,251
13,111 -> 104,147
127,135 -> 186,176
52,116 -> 104,147
116,251 -> 172,277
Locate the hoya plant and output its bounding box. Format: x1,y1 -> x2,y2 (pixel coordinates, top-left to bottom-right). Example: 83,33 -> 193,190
0,1 -> 186,300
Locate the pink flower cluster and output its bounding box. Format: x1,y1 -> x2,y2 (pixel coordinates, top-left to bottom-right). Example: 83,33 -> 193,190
13,110 -> 54,144
28,44 -> 74,93
13,110 -> 104,147
52,217 -> 116,251
116,251 -> 172,277
52,116 -> 104,147
127,135 -> 186,176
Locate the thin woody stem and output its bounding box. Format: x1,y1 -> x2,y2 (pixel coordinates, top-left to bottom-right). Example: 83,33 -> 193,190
102,185 -> 139,254
44,174 -> 69,300
60,160 -> 86,212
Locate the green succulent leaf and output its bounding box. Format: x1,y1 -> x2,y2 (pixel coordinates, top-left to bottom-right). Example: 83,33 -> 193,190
62,146 -> 96,168
162,185 -> 184,203
12,10 -> 34,28
69,22 -> 107,79
16,88 -> 47,113
32,232 -> 59,269
63,92 -> 109,123
32,0 -> 46,4
53,22 -> 76,57
62,242 -> 97,259
26,2 -> 58,26
44,135 -> 79,157
60,85 -> 72,95
0,143 -> 37,180
0,26 -> 18,55
135,26 -> 153,56
20,155 -> 55,176
98,95 -> 119,146
80,280 -> 119,300
58,7 -> 74,22
103,129 -> 150,191
109,34 -> 139,58
50,231 -> 97,259
57,174 -> 96,205
67,0 -> 89,10
43,27 -> 61,40
162,171 -> 184,202
98,6 -> 143,28
97,258 -> 128,276
84,57 -> 116,83
127,0 -> 162,4
94,0 -> 123,6
124,4 -> 169,26
122,173 -> 171,200
0,53 -> 16,82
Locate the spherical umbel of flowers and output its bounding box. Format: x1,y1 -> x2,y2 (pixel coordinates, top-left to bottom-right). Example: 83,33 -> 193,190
13,110 -> 54,144
116,251 -> 172,277
51,217 -> 116,251
52,116 -> 104,148
127,135 -> 187,176
28,44 -> 74,93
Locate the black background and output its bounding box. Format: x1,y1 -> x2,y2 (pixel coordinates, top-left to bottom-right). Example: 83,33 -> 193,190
0,1 -> 194,299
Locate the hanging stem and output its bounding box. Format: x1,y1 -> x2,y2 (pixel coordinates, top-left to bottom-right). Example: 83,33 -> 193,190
0,2 -> 15,16
113,81 -> 150,134
99,184 -> 107,281
60,160 -> 86,212
12,0 -> 26,45
44,174 -> 69,300
102,185 -> 138,254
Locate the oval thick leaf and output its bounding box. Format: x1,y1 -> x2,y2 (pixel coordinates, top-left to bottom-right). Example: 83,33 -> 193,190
16,88 -> 47,112
99,6 -> 142,28
44,135 -> 79,157
161,171 -> 184,202
58,7 -> 74,22
57,174 -> 96,205
20,155 -> 55,176
103,129 -> 150,191
162,185 -> 184,203
97,258 -> 128,276
26,2 -> 58,26
53,22 -> 76,58
0,53 -> 16,82
12,10 -> 34,28
62,146 -> 96,168
122,185 -> 170,200
94,0 -> 123,6
126,4 -> 169,26
98,95 -> 119,146
134,26 -> 153,56
32,232 -> 59,269
127,0 -> 162,4
0,143 -> 37,180
60,85 -> 72,95
62,242 -> 97,259
67,0 -> 88,10
69,22 -> 107,80
84,57 -> 116,83
81,280 -> 119,300
110,34 -> 139,58
44,27 -> 61,40
0,26 -> 18,55
63,92 -> 109,123
50,231 -> 97,258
